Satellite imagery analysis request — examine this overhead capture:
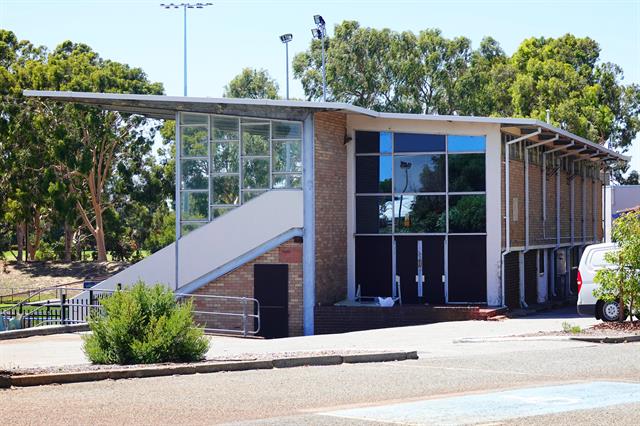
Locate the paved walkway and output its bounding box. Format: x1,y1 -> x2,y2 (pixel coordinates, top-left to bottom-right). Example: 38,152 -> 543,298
0,307 -> 597,370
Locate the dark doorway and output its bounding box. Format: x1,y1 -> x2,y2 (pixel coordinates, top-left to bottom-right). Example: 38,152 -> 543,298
356,236 -> 392,297
395,236 -> 445,304
524,251 -> 538,305
448,235 -> 487,303
254,264 -> 288,339
504,252 -> 520,309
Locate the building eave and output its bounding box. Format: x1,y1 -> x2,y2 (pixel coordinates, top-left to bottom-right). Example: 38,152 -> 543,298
23,89 -> 629,162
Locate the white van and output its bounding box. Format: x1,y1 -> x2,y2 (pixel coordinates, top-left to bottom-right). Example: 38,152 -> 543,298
576,242 -> 621,321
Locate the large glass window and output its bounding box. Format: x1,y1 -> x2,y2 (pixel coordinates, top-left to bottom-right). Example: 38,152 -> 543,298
178,113 -> 303,235
355,131 -> 486,236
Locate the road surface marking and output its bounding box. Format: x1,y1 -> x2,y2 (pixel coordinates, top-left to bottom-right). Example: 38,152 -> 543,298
320,381 -> 640,425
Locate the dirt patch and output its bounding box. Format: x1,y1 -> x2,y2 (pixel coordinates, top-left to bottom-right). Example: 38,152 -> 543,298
0,261 -> 127,293
520,321 -> 640,338
587,321 -> 640,335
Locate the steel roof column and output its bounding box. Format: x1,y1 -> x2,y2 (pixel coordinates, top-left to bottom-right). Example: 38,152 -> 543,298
302,113 -> 315,336
174,111 -> 181,290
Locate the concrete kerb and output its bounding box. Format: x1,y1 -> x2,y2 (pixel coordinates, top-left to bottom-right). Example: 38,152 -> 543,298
0,351 -> 418,388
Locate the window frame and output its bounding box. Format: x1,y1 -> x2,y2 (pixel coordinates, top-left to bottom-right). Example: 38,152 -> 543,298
354,131 -> 487,237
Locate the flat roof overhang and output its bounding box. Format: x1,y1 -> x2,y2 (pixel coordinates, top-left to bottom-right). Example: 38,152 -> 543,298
23,90 -> 629,164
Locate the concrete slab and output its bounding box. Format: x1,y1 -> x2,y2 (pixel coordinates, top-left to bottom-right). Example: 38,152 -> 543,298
0,307 -> 598,370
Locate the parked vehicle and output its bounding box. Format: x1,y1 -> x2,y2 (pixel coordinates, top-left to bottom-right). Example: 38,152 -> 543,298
577,242 -> 622,321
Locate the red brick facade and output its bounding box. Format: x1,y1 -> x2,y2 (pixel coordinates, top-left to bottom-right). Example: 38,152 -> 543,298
501,141 -> 604,249
190,239 -> 304,337
314,112 -> 348,305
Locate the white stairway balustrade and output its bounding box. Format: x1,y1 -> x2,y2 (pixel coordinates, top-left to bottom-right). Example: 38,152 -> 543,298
90,190 -> 303,292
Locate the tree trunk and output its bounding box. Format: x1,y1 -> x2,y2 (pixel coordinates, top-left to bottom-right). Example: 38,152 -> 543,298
24,221 -> 30,262
95,222 -> 107,262
16,223 -> 24,264
619,291 -> 625,323
27,211 -> 43,261
64,221 -> 72,262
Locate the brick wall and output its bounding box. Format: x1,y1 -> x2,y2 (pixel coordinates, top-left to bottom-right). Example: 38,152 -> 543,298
560,169 -> 572,243
501,137 -> 607,249
574,174 -> 583,240
315,305 -> 497,334
314,111 -> 348,305
190,239 -> 304,337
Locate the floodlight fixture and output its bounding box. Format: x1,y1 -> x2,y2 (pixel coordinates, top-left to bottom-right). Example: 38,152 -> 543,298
314,14 -> 325,26
280,33 -> 293,43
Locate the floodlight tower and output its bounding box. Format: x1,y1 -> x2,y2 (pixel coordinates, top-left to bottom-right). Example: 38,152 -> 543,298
279,33 -> 293,100
160,2 -> 213,96
311,15 -> 327,102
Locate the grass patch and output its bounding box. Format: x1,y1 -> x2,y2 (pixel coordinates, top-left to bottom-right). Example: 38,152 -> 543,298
562,321 -> 582,334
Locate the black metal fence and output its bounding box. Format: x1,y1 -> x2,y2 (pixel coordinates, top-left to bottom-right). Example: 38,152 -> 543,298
0,288 -> 109,331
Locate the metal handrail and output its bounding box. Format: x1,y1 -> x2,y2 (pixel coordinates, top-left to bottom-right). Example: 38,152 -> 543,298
1,286 -> 260,337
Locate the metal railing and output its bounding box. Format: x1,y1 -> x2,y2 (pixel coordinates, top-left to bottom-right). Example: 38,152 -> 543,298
0,286 -> 260,337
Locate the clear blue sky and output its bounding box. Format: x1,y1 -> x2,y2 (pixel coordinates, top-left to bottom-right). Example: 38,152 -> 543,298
1,0 -> 639,167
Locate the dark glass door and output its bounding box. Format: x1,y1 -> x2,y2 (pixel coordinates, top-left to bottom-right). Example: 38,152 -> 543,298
395,236 -> 445,304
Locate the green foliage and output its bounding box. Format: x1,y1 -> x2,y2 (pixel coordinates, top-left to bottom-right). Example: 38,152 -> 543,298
562,321 -> 582,334
293,22 -> 640,154
83,283 -> 210,364
224,68 -> 279,99
594,211 -> 640,321
0,29 -> 176,263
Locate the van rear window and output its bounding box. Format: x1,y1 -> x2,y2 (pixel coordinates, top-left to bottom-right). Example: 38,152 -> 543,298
590,249 -> 617,267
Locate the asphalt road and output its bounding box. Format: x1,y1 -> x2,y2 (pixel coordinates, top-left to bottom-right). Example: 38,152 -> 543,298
2,338 -> 639,425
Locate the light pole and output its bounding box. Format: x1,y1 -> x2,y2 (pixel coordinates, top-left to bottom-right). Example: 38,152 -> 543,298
160,2 -> 213,96
311,14 -> 326,102
279,33 -> 293,100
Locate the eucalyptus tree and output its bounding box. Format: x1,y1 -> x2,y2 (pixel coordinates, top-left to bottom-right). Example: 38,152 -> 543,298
223,68 -> 279,99
40,41 -> 164,262
0,30 -> 54,261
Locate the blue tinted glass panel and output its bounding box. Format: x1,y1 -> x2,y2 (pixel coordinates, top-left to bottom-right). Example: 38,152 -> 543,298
395,133 -> 445,153
379,132 -> 392,153
448,135 -> 486,152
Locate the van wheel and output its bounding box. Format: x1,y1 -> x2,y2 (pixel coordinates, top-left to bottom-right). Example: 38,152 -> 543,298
599,301 -> 625,322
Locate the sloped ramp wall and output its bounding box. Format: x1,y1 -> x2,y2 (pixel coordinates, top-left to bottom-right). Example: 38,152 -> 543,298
89,190 -> 303,292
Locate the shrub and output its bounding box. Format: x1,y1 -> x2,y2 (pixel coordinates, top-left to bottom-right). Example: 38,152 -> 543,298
83,283 -> 210,364
594,210 -> 640,322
